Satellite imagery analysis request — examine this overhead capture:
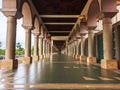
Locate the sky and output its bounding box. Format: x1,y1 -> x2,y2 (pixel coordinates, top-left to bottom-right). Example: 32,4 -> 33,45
0,0 -> 34,48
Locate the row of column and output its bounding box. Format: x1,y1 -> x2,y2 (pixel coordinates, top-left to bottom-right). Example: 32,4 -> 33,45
63,18 -> 118,69
0,14 -> 51,70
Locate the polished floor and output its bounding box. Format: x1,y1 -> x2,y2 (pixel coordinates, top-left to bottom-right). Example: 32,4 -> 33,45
0,54 -> 120,90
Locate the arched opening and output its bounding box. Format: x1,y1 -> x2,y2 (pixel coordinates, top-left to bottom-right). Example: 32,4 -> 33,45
20,2 -> 33,61
22,2 -> 32,26
87,0 -> 100,28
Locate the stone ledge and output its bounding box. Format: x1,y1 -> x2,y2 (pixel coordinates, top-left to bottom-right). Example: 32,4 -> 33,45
101,59 -> 118,69
87,57 -> 97,64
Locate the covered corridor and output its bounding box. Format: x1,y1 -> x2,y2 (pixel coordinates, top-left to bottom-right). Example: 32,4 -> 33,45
0,0 -> 120,89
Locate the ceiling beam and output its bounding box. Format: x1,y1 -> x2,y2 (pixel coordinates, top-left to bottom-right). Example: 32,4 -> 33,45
51,36 -> 68,40
44,22 -> 75,25
39,15 -> 80,18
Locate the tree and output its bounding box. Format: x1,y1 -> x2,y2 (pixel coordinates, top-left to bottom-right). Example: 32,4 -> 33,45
16,42 -> 24,55
31,46 -> 34,55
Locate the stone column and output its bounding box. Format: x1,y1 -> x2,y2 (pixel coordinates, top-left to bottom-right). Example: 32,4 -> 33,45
39,37 -> 43,59
81,36 -> 85,56
66,46 -> 68,56
51,40 -> 53,55
47,42 -> 50,56
33,33 -> 39,61
67,45 -> 70,56
72,42 -> 75,58
75,41 -> 79,59
101,18 -> 118,69
23,26 -> 33,64
80,36 -> 87,62
0,16 -> 18,70
5,17 -> 16,60
43,39 -> 46,59
71,44 -> 73,56
46,41 -> 48,57
87,30 -> 97,64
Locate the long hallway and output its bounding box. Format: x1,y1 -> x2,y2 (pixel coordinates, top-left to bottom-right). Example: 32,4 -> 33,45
1,54 -> 120,89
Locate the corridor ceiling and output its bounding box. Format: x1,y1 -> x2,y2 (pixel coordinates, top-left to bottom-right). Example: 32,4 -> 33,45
31,0 -> 88,50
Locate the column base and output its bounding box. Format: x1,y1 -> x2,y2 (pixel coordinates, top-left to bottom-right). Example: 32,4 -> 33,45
101,59 -> 118,69
75,54 -> 80,59
22,57 -> 32,64
80,56 -> 87,62
73,54 -> 76,58
46,54 -> 50,58
68,54 -> 71,56
39,55 -> 44,60
43,54 -> 46,59
0,59 -> 18,70
87,57 -> 97,64
32,55 -> 39,61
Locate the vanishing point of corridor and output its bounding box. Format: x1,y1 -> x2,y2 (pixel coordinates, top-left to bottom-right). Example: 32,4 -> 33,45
0,54 -> 120,90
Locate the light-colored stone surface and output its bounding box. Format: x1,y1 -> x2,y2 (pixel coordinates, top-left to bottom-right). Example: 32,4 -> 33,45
87,57 -> 97,64
0,59 -> 13,70
101,59 -> 118,69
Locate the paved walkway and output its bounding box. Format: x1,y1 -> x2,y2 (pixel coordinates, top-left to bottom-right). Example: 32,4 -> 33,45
0,54 -> 120,89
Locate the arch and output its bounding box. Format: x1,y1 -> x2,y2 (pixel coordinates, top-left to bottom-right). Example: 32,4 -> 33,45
87,0 -> 100,28
101,0 -> 117,12
21,2 -> 33,26
33,17 -> 40,33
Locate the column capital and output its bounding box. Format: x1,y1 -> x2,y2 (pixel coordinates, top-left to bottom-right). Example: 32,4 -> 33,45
43,38 -> 47,41
39,35 -> 44,39
103,18 -> 112,24
1,9 -> 23,19
98,12 -> 117,19
22,25 -> 34,30
32,31 -> 40,36
87,26 -> 96,30
80,33 -> 86,37
88,30 -> 94,34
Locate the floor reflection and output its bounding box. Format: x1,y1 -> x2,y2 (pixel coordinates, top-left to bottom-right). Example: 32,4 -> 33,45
0,54 -> 120,89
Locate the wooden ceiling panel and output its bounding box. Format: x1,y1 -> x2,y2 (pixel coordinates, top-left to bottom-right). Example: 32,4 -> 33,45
42,18 -> 77,22
46,25 -> 73,31
32,0 -> 88,15
50,32 -> 69,36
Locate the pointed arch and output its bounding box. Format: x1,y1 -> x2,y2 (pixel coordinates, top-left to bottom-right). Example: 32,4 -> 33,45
87,0 -> 100,28
33,16 -> 40,33
21,2 -> 33,26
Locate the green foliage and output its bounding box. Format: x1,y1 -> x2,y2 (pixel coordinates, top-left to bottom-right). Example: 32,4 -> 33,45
16,42 -> 24,55
0,49 -> 5,55
31,46 -> 34,55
